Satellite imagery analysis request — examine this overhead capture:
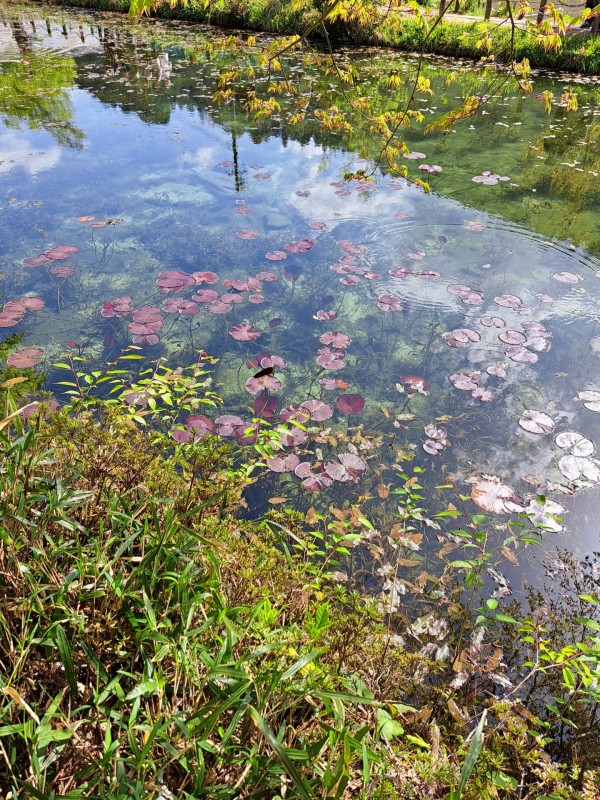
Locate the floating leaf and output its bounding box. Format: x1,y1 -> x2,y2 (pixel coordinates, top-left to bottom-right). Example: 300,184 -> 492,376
267,454 -> 300,473
299,399 -> 333,422
336,393 -> 365,414
229,323 -> 261,342
499,330 -> 526,345
505,346 -> 538,364
494,294 -> 522,309
481,316 -> 506,328
397,375 -> 429,395
377,293 -> 403,312
553,271 -> 582,283
555,431 -> 595,457
320,331 -> 350,349
578,390 -> 600,412
236,228 -> 261,240
518,410 -> 555,435
558,455 -> 600,484
7,347 -> 44,368
192,271 -> 220,285
471,478 -> 515,514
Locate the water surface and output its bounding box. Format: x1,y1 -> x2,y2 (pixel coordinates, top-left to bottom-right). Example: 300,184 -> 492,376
1,4 -> 600,593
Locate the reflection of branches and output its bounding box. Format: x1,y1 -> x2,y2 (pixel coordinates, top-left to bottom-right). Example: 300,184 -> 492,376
0,51 -> 85,149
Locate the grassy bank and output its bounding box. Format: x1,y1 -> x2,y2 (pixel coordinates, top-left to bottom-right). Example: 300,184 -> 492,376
48,0 -> 600,74
0,355 -> 599,797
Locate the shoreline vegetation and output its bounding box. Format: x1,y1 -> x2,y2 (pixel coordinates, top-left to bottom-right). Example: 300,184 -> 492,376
1,2 -> 599,796
0,356 -> 599,797
48,0 -> 600,74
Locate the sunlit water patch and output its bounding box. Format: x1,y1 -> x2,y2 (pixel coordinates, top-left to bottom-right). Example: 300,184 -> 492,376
1,5 -> 600,583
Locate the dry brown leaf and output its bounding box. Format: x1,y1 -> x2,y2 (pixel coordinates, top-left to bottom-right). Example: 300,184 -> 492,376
501,546 -> 518,565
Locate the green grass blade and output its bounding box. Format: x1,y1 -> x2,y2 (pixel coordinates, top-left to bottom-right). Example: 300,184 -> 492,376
54,624 -> 78,698
457,709 -> 487,796
249,705 -> 315,800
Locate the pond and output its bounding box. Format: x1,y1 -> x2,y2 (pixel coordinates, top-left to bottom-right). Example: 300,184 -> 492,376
1,3 -> 600,597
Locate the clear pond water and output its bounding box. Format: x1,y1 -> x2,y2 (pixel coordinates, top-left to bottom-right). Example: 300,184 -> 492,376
1,4 -> 600,592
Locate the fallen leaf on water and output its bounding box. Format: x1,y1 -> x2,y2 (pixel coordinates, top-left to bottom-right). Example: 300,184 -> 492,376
377,483 -> 390,499
268,496 -> 288,504
501,546 -> 518,565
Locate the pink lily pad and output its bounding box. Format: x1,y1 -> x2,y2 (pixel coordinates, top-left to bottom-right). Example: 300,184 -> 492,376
267,453 -> 300,473
377,294 -> 403,312
486,362 -> 508,378
336,393 -> 365,414
156,270 -> 194,290
450,372 -> 480,391
280,427 -> 308,447
284,238 -> 316,254
229,323 -> 261,341
499,330 -> 527,345
192,289 -> 220,303
299,399 -> 333,422
192,271 -> 220,285
518,410 -> 555,435
316,347 -> 345,370
481,316 -> 506,328
324,452 -> 367,483
397,375 -> 429,395
18,296 -> 45,311
578,390 -> 600,412
320,331 -> 350,349
236,229 -> 261,240
245,375 -> 282,394
423,440 -> 444,455
388,267 -> 414,279
23,255 -> 52,267
7,347 -> 44,368
471,477 -> 515,514
49,266 -> 75,278
131,334 -> 160,345
205,302 -> 231,314
505,346 -> 538,364
280,405 -> 310,424
253,393 -> 279,418
471,387 -> 494,402
555,431 -> 594,457
44,245 -> 79,261
313,310 -> 338,321
553,271 -> 582,283
337,240 -> 368,256
494,294 -> 523,309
